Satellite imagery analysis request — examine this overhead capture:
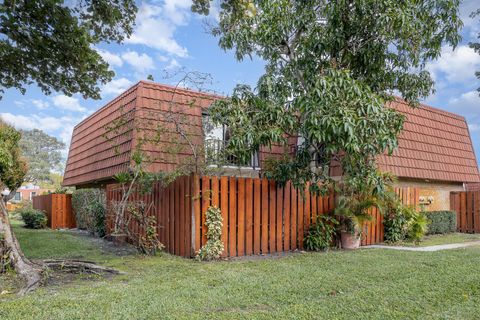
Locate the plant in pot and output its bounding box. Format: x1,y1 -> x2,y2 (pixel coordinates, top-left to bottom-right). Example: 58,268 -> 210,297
334,193 -> 382,250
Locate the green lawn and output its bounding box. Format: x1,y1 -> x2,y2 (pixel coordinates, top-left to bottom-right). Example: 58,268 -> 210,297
2,222 -> 480,319
414,233 -> 480,247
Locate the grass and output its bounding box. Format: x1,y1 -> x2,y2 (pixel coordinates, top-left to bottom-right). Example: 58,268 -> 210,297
2,222 -> 480,319
392,233 -> 480,247
415,233 -> 480,247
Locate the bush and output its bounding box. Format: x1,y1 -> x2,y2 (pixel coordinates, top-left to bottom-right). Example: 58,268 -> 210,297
18,208 -> 47,229
72,189 -> 106,237
304,215 -> 338,251
384,201 -> 428,243
425,211 -> 456,235
196,206 -> 224,261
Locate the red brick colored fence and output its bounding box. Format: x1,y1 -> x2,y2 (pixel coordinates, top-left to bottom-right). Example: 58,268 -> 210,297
450,191 -> 480,233
106,175 -> 419,257
32,194 -> 76,229
361,187 -> 419,246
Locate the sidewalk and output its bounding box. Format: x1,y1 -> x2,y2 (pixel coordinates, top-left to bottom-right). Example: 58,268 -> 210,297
366,241 -> 480,252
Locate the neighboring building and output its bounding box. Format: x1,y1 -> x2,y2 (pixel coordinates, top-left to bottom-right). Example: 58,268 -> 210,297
5,184 -> 54,211
63,81 -> 480,211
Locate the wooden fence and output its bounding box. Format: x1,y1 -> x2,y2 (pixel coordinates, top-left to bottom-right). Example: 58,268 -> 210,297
450,191 -> 480,233
361,187 -> 419,246
106,175 -> 419,257
32,194 -> 76,229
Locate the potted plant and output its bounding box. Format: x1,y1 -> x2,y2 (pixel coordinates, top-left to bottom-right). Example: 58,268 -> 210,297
334,194 -> 380,250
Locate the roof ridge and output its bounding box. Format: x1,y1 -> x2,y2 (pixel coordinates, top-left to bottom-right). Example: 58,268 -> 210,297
393,97 -> 466,121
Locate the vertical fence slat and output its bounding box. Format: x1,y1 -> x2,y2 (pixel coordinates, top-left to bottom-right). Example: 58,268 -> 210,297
229,177 -> 237,257
276,184 -> 283,252
237,178 -> 246,256
261,179 -> 269,254
291,186 -> 297,250
475,192 -> 480,233
298,188 -> 304,250
253,179 -> 261,255
269,180 -> 276,253
283,181 -> 291,252
201,176 -> 211,246
220,176 -> 229,257
193,176 -> 201,254
245,178 -> 254,256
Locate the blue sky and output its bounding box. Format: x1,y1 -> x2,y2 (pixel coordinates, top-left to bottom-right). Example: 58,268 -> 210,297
0,0 -> 479,165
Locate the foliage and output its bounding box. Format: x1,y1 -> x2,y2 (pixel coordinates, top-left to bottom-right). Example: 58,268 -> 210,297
470,8 -> 480,94
0,0 -> 137,99
384,198 -> 428,243
18,129 -> 65,183
18,208 -> 47,229
127,201 -> 164,255
192,0 -> 462,199
303,214 -> 338,251
5,220 -> 480,318
72,189 -> 106,237
333,174 -> 393,234
425,211 -> 456,235
0,119 -> 27,194
196,206 -> 224,261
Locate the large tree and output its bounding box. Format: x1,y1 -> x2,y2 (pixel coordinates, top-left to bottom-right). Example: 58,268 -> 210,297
0,0 -> 137,99
0,119 -> 40,295
192,0 -> 462,197
19,129 -> 65,183
469,8 -> 480,94
0,0 -> 137,294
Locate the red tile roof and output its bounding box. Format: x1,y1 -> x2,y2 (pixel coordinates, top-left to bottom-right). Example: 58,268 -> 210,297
63,81 -> 218,187
63,83 -> 480,187
378,98 -> 480,183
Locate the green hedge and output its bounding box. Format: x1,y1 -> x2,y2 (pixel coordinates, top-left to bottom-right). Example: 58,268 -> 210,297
18,207 -> 47,229
72,189 -> 106,237
425,211 -> 456,235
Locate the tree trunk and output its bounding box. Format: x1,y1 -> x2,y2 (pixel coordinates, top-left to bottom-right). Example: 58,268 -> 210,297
0,200 -> 42,295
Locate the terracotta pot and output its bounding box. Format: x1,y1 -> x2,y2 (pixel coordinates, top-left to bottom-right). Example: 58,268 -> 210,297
340,230 -> 361,250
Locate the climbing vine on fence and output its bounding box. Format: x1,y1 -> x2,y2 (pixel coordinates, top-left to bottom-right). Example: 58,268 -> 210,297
196,206 -> 224,261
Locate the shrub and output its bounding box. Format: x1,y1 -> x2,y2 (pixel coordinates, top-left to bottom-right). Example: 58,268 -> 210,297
425,211 -> 456,235
18,208 -> 47,229
304,215 -> 338,251
384,200 -> 428,243
72,189 -> 106,237
196,206 -> 224,261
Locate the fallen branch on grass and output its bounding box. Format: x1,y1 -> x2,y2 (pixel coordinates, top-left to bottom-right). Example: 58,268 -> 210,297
41,259 -> 124,275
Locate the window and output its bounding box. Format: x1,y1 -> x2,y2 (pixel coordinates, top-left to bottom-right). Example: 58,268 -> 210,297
14,192 -> 21,201
30,192 -> 36,200
203,114 -> 259,168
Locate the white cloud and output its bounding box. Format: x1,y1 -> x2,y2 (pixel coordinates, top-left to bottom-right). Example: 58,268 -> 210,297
163,0 -> 191,25
30,99 -> 49,110
121,51 -> 155,72
448,90 -> 480,118
0,113 -> 37,130
125,2 -> 189,57
0,113 -> 78,146
460,0 -> 480,38
469,123 -> 480,132
427,45 -> 480,85
165,58 -> 181,70
97,49 -> 123,67
102,77 -> 134,96
52,95 -> 87,113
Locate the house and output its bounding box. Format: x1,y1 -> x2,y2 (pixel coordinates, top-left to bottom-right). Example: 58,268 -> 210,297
5,184 -> 53,211
63,81 -> 480,211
